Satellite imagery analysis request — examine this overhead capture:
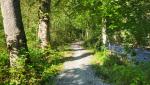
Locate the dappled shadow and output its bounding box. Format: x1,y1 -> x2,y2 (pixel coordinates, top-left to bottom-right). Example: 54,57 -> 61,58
50,49 -> 94,65
51,41 -> 108,85
72,43 -> 81,45
55,52 -> 94,64
71,41 -> 84,46
38,51 -> 95,84
56,65 -> 106,85
69,52 -> 94,61
64,48 -> 85,51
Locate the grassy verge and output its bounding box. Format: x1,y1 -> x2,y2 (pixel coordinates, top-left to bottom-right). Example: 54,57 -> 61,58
92,50 -> 150,85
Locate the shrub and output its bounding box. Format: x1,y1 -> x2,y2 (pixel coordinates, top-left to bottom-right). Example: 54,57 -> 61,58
27,48 -> 63,85
0,51 -> 9,84
92,50 -> 150,85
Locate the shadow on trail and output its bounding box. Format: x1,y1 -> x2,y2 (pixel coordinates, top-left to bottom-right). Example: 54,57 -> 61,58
56,65 -> 102,85
55,42 -> 108,85
57,51 -> 94,63
52,48 -> 94,64
69,52 -> 94,61
64,48 -> 85,51
39,50 -> 92,84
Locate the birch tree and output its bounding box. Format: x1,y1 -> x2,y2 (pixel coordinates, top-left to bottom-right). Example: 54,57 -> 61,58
38,0 -> 51,49
101,17 -> 107,45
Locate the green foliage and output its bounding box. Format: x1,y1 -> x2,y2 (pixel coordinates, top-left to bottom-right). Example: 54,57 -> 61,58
92,51 -> 150,85
0,0 -> 150,84
83,36 -> 100,49
27,48 -> 63,85
0,51 -> 9,84
0,48 -> 64,84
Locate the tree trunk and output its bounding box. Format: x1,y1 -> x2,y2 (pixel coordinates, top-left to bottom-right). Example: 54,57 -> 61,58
101,17 -> 107,46
38,0 -> 51,49
0,0 -> 29,84
0,0 -> 28,68
86,28 -> 89,40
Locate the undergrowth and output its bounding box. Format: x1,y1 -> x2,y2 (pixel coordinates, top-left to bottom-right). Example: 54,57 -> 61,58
92,50 -> 150,85
0,50 -> 9,84
0,48 -> 64,85
28,48 -> 64,85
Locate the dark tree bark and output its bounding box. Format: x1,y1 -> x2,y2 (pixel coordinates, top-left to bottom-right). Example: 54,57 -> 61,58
38,0 -> 51,49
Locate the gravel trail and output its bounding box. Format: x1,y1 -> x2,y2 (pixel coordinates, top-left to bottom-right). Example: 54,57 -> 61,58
56,42 -> 107,85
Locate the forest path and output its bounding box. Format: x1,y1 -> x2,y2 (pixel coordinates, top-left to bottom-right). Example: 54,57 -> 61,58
55,42 -> 107,85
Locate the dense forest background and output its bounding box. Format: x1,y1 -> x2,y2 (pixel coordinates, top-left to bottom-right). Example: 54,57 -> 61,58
0,0 -> 150,85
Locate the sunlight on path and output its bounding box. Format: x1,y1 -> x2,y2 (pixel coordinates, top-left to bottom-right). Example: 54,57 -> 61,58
55,42 -> 108,85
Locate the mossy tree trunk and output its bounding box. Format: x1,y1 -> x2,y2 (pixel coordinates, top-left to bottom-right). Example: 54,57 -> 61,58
0,0 -> 29,84
38,0 -> 51,49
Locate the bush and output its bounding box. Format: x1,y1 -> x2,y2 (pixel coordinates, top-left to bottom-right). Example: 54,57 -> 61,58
0,51 -> 9,84
0,48 -> 63,85
92,50 -> 150,85
27,48 -> 63,85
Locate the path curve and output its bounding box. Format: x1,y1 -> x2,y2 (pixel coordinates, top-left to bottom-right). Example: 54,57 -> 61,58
56,42 -> 107,85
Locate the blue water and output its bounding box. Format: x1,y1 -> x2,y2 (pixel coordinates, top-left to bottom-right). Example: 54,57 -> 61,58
107,44 -> 150,62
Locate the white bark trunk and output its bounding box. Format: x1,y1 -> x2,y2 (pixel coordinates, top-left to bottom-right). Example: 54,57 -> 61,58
86,29 -> 89,39
38,0 -> 51,49
102,18 -> 107,45
38,19 -> 49,49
